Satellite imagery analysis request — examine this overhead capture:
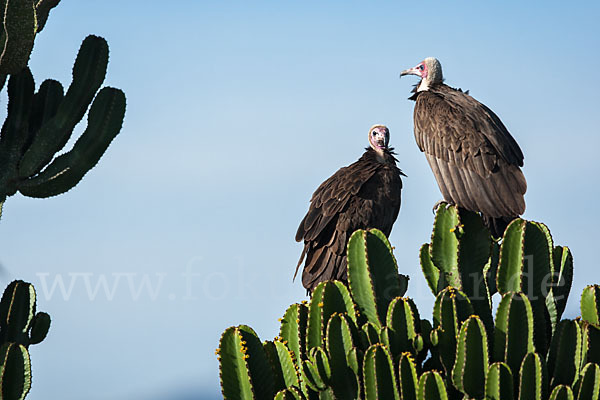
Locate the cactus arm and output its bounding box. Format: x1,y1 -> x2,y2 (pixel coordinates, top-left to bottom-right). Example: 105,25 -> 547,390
0,0 -> 37,75
493,292 -> 535,386
264,340 -> 299,392
433,287 -> 473,374
27,311 -> 49,345
417,371 -> 448,400
218,326 -> 258,399
27,79 -> 64,145
325,314 -> 358,399
581,285 -> 600,326
581,321 -> 600,367
574,362 -> 600,400
348,229 -> 405,329
484,240 -> 500,298
280,303 -> 308,364
0,68 -> 34,200
549,385 -> 574,400
552,246 -> 573,321
547,320 -> 583,387
274,387 -> 306,400
0,342 -> 31,400
485,362 -> 514,400
497,219 -> 526,293
0,281 -> 36,346
218,325 -> 274,399
398,352 -> 418,400
348,230 -> 381,327
33,0 -> 59,33
18,35 -> 109,178
456,208 -> 495,335
419,243 -> 441,295
429,203 -> 461,288
518,352 -> 548,400
497,220 -> 554,353
18,87 -> 125,198
331,281 -> 357,322
451,315 -> 488,398
306,283 -> 330,353
386,297 -> 421,357
362,344 -> 399,400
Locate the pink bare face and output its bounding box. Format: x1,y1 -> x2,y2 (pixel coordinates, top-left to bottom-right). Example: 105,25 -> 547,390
369,126 -> 389,151
400,61 -> 428,79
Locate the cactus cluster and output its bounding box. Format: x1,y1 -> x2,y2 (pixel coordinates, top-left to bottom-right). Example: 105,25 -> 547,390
0,280 -> 50,400
0,34 -> 126,209
218,204 -> 600,399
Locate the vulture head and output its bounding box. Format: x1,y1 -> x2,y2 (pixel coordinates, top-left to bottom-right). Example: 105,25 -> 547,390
368,124 -> 390,155
400,57 -> 443,92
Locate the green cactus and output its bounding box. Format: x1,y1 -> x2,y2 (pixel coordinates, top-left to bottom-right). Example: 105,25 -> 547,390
0,34 -> 126,211
274,387 -> 306,400
306,281 -> 355,353
573,362 -> 600,400
217,207 -> 600,400
0,280 -> 51,348
347,229 -> 408,329
398,352 -> 418,400
486,362 -> 514,400
549,385 -> 574,400
551,246 -> 573,322
419,203 -> 494,333
218,325 -> 274,399
0,342 -> 31,400
325,313 -> 359,399
385,297 -> 422,358
362,344 -> 399,400
518,352 -> 548,400
497,219 -> 558,352
264,340 -> 300,392
581,320 -> 600,366
417,371 -> 448,400
0,281 -> 50,400
432,287 -> 473,374
581,285 -> 600,326
493,292 -> 535,382
279,302 -> 309,364
547,320 -> 583,387
451,315 -> 488,398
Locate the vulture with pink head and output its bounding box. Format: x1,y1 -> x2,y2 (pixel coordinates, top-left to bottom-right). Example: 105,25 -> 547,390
295,125 -> 404,292
401,57 -> 527,237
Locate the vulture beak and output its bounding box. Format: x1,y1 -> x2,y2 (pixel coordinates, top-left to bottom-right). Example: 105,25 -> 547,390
400,66 -> 421,78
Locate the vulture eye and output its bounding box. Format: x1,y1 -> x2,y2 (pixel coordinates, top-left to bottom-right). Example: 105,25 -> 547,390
418,64 -> 425,70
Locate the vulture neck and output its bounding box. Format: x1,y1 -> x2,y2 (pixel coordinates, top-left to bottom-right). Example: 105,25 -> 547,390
365,147 -> 396,165
409,81 -> 445,100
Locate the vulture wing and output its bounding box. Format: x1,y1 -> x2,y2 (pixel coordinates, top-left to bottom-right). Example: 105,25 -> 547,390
414,86 -> 526,219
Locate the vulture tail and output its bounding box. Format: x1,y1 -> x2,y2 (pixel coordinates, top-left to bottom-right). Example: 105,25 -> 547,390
482,215 -> 516,239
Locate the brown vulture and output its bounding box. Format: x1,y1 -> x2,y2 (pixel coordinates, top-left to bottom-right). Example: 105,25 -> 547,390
400,57 -> 527,237
295,125 -> 404,292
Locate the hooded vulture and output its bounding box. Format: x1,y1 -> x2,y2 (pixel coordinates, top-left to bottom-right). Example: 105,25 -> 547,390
295,125 -> 404,292
400,57 -> 527,237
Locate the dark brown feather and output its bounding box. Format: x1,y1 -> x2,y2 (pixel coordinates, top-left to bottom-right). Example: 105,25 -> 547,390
412,83 -> 527,237
295,148 -> 404,292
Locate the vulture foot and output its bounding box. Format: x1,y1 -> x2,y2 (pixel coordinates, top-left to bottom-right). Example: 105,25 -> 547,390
432,199 -> 454,214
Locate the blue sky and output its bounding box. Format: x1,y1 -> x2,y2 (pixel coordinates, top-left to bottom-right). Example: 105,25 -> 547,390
0,1 -> 599,399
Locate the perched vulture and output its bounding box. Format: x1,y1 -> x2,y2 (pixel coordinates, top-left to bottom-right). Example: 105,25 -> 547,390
295,125 -> 404,292
400,57 -> 527,237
